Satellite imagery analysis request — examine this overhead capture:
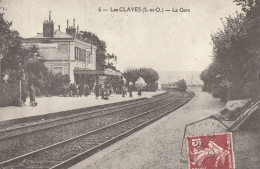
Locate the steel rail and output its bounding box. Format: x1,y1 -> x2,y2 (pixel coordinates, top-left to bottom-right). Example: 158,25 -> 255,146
0,92 -> 172,140
0,92 -> 168,131
0,92 -> 193,168
0,94 -> 176,165
0,92 -> 169,130
52,92 -> 193,169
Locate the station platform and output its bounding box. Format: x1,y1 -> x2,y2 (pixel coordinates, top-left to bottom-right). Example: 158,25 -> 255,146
70,91 -> 225,169
0,91 -> 166,123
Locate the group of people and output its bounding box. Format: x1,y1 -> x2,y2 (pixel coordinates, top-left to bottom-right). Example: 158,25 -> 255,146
24,82 -> 143,107
94,83 -> 113,100
93,83 -> 142,100
122,84 -> 142,98
67,83 -> 90,97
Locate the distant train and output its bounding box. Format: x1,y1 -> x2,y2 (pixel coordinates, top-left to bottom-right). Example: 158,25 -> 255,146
161,79 -> 187,92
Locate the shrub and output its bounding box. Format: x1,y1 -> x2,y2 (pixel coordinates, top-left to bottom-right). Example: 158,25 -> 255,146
43,73 -> 70,96
241,82 -> 260,99
0,83 -> 19,107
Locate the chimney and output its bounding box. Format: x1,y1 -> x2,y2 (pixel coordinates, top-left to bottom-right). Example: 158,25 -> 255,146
58,25 -> 61,31
67,19 -> 69,28
76,25 -> 82,40
49,11 -> 51,22
43,11 -> 54,38
66,20 -> 76,38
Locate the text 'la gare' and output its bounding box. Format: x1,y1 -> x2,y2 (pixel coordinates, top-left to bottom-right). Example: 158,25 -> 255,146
172,8 -> 191,12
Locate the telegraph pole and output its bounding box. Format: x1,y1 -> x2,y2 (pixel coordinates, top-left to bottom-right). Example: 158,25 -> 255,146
18,63 -> 25,103
0,54 -> 2,85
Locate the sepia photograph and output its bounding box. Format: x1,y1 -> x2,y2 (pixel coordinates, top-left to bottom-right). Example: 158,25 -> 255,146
0,0 -> 259,168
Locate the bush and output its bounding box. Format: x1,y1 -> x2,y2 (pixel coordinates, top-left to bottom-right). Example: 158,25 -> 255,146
0,83 -> 19,107
210,81 -> 260,102
241,82 -> 260,99
212,87 -> 221,98
44,73 -> 70,96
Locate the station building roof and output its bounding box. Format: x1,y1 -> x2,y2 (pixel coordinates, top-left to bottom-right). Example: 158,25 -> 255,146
22,30 -> 97,49
31,31 -> 73,39
74,68 -> 122,77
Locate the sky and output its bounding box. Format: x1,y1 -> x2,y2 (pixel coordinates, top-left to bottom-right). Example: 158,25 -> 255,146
1,0 -> 241,73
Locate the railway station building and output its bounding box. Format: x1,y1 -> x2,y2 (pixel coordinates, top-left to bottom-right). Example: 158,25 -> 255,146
22,11 -> 121,85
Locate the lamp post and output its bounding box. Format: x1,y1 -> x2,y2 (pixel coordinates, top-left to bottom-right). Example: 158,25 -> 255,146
0,54 -> 2,85
18,63 -> 25,102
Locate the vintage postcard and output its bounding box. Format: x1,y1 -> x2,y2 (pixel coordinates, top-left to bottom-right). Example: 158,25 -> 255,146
0,0 -> 259,169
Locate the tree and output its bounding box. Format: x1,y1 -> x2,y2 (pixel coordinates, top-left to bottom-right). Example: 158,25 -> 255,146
123,68 -> 140,84
201,1 -> 260,101
139,68 -> 159,84
104,53 -> 117,71
0,10 -> 70,96
81,31 -> 119,71
123,67 -> 159,91
234,0 -> 260,17
81,31 -> 107,70
24,50 -> 48,87
0,11 -> 48,84
139,68 -> 159,91
0,12 -> 22,76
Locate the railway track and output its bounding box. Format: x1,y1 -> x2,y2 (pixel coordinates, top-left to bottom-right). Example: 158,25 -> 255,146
0,93 -> 165,131
0,95 -> 176,162
0,92 -> 172,139
0,91 -> 193,169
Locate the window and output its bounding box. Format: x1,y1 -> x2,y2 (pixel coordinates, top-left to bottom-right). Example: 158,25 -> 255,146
80,48 -> 84,62
78,48 -> 81,62
87,51 -> 90,63
75,47 -> 91,63
77,47 -> 79,61
83,49 -> 86,63
89,52 -> 92,63
75,47 -> 80,61
74,47 -> 77,61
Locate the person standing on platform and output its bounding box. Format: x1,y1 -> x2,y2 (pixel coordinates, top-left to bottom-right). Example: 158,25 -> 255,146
70,83 -> 77,97
78,83 -> 84,97
122,86 -> 126,97
125,86 -> 127,96
75,84 -> 79,97
129,82 -> 133,97
28,83 -> 37,106
84,84 -> 89,96
94,83 -> 100,99
109,86 -> 113,96
100,84 -> 105,99
137,88 -> 142,97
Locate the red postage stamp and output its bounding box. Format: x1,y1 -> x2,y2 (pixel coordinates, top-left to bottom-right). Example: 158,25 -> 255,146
187,133 -> 235,169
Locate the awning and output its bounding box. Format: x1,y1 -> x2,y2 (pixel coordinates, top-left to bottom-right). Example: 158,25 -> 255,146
74,68 -> 122,76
